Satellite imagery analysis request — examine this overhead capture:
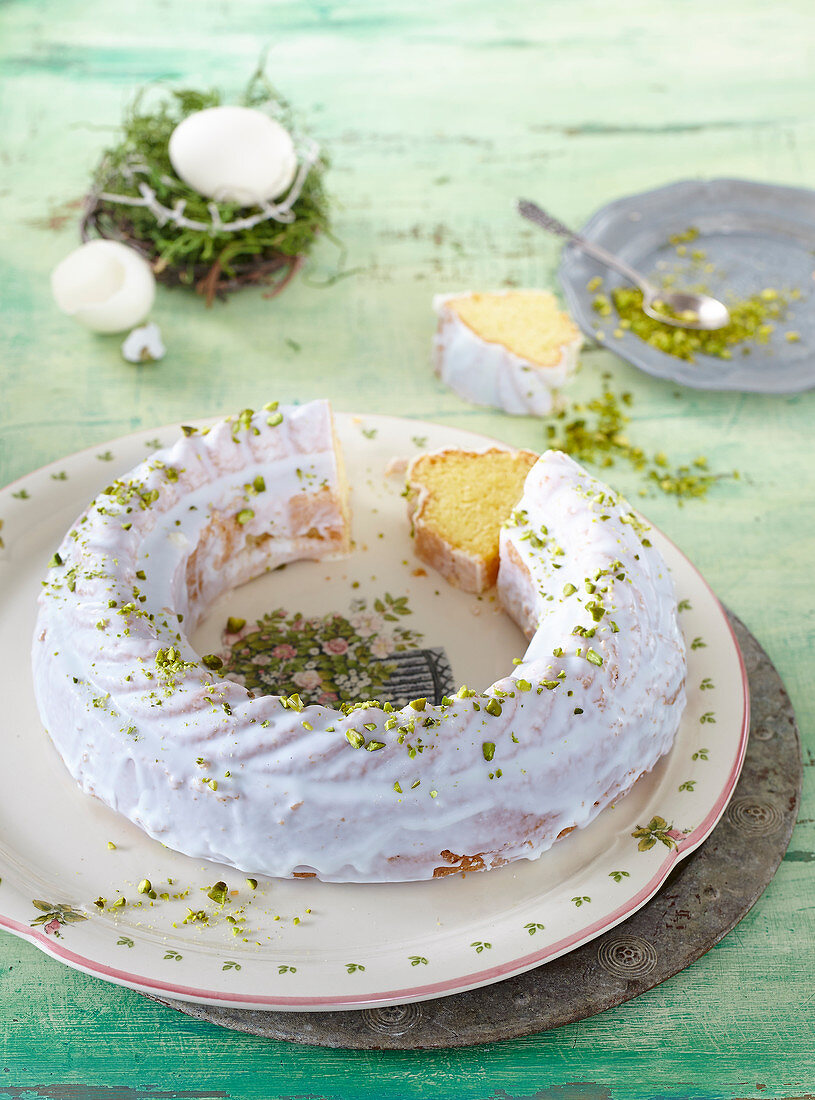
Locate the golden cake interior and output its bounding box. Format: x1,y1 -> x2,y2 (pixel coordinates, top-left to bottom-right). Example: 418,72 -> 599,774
408,447 -> 538,589
450,290 -> 579,367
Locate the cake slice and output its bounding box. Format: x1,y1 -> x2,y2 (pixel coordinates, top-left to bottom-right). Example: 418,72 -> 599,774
433,289 -> 582,416
405,446 -> 538,593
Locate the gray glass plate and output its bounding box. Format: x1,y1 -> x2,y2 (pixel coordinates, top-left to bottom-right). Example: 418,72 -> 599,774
558,178 -> 815,392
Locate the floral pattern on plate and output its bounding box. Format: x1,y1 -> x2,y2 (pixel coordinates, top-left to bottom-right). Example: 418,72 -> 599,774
221,595 -> 423,706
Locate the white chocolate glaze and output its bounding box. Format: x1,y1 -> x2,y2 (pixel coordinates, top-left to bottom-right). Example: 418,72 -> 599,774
32,404 -> 685,883
433,291 -> 582,417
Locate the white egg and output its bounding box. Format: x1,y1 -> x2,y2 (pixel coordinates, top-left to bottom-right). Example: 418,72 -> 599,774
51,240 -> 156,334
168,106 -> 298,206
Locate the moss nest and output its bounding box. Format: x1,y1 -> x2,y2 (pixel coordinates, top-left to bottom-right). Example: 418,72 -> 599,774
81,71 -> 332,305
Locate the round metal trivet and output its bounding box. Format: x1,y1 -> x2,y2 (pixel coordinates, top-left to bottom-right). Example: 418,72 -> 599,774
145,612 -> 802,1048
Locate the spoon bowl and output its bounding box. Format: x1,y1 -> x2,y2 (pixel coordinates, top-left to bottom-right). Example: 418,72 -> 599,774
643,289 -> 731,331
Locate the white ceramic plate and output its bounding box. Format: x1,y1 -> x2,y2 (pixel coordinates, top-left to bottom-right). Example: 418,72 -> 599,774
0,413 -> 748,1010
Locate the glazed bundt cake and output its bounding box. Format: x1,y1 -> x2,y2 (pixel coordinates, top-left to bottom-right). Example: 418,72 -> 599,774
32,402 -> 686,883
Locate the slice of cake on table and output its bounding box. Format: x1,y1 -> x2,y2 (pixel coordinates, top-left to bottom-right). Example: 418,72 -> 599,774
433,289 -> 582,416
405,446 -> 538,593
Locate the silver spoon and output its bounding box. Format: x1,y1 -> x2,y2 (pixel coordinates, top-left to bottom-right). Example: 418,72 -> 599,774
517,199 -> 731,331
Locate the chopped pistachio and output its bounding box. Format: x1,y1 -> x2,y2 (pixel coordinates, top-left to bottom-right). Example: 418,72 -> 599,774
207,880 -> 228,905
593,293 -> 612,317
669,227 -> 700,245
604,283 -> 792,362
546,381 -> 735,502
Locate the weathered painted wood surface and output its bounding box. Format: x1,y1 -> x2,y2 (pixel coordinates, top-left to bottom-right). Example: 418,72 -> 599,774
0,0 -> 813,1096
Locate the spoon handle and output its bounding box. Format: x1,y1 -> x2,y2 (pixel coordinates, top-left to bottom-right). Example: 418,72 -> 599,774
516,199 -> 656,295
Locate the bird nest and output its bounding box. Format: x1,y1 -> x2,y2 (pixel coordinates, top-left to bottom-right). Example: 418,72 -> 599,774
81,74 -> 332,305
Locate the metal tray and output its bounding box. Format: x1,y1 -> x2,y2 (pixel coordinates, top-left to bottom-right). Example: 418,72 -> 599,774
559,178 -> 815,392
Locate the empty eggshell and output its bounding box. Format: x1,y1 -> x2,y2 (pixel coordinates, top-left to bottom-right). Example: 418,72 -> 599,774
168,105 -> 297,206
51,240 -> 156,334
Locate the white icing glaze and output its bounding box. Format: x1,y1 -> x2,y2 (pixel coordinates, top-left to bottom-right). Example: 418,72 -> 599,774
32,404 -> 685,883
433,291 -> 582,416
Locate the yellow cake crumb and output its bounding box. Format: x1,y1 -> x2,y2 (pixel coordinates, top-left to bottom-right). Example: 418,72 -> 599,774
449,291 -> 579,368
406,448 -> 538,592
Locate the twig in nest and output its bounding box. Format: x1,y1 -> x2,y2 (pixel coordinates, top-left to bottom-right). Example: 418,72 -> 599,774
263,255 -> 304,299
196,259 -> 223,308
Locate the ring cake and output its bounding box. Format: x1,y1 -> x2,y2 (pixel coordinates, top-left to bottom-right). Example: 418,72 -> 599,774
32,401 -> 686,883
433,290 -> 582,416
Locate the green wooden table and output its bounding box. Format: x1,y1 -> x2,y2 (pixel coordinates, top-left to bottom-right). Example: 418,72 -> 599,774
1,1 -> 814,1096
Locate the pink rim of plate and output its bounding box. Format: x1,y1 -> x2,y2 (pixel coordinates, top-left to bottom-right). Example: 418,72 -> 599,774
0,415 -> 750,1010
